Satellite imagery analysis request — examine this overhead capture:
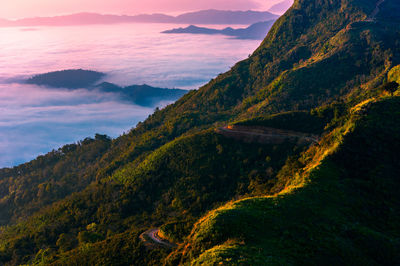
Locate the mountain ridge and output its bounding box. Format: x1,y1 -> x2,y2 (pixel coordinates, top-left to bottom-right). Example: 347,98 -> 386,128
162,20 -> 276,40
0,10 -> 278,27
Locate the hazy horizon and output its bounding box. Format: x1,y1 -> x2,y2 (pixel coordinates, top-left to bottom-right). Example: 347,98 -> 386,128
1,9 -> 278,21
1,0 -> 290,19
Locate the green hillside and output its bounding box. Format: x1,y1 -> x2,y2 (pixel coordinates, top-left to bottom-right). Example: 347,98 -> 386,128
168,98 -> 400,265
0,134 -> 112,226
0,129 -> 308,264
389,65 -> 400,83
1,0 -> 400,265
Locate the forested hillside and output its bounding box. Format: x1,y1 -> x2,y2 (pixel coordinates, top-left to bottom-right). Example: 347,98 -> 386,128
168,97 -> 400,265
1,0 -> 400,265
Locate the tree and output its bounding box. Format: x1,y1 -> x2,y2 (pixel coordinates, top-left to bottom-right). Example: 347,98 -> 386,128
77,231 -> 103,244
382,81 -> 399,96
56,233 -> 77,252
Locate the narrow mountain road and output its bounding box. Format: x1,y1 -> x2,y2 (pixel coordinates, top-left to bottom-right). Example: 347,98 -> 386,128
140,228 -> 176,249
140,128 -> 319,248
366,0 -> 385,21
216,125 -> 319,145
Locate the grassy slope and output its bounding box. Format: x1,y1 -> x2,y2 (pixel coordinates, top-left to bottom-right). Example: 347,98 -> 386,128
169,97 -> 400,265
389,65 -> 400,83
245,18 -> 400,116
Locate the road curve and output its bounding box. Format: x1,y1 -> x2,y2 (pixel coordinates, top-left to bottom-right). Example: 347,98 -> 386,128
140,228 -> 176,249
216,125 -> 319,145
366,0 -> 385,21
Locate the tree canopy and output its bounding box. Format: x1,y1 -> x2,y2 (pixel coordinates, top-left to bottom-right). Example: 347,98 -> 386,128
382,81 -> 399,96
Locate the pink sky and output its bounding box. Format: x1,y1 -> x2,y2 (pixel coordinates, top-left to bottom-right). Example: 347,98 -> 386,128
1,0 -> 286,19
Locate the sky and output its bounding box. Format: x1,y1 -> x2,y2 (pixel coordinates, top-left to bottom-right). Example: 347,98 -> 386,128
1,0 -> 285,19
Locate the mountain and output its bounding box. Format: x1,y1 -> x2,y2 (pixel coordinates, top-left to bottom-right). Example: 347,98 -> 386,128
268,0 -> 294,14
162,20 -> 276,40
95,82 -> 188,107
0,10 -> 278,27
26,69 -> 105,89
173,9 -> 278,25
1,0 -> 400,265
11,12 -> 174,26
25,69 -> 187,107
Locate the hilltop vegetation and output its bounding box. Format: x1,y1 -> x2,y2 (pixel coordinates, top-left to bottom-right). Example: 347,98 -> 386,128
95,82 -> 187,107
24,70 -> 188,107
26,69 -> 105,89
0,134 -> 111,226
0,129 -> 308,265
389,65 -> 400,83
1,0 -> 400,265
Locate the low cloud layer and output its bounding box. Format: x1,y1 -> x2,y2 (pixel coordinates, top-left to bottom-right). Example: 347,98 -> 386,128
0,84 -> 153,167
0,22 -> 261,168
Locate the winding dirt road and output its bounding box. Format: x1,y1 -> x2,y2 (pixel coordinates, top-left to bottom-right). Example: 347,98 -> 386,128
140,228 -> 176,249
366,0 -> 385,22
140,127 -> 319,248
216,125 -> 319,145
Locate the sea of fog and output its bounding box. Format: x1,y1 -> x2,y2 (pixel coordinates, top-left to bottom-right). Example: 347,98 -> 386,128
0,23 -> 260,167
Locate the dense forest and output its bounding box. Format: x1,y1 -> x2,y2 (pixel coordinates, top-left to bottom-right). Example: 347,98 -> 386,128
1,0 -> 400,265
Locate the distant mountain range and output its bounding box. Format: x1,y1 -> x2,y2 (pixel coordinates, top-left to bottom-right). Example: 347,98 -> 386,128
162,20 -> 276,40
0,10 -> 279,27
25,69 -> 187,107
170,10 -> 278,24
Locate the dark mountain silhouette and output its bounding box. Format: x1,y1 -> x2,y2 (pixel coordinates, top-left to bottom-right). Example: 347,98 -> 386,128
95,82 -> 188,107
0,10 -> 278,27
162,20 -> 276,40
25,69 -> 187,107
13,13 -> 174,26
173,9 -> 278,24
26,69 -> 105,89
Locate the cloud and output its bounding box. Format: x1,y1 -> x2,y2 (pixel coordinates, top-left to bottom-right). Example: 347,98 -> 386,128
0,85 -> 152,127
0,84 -> 153,167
